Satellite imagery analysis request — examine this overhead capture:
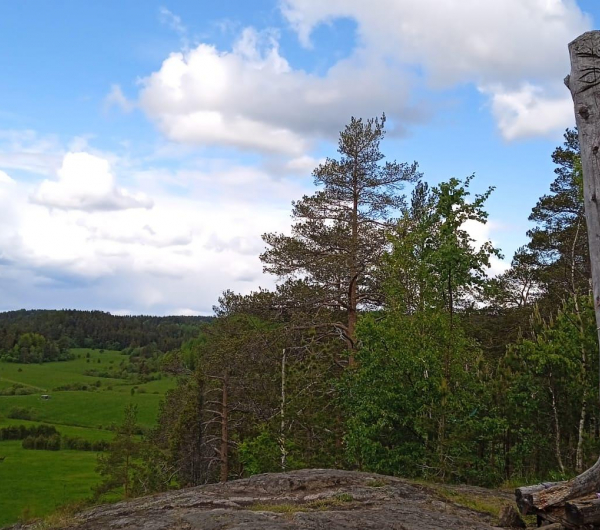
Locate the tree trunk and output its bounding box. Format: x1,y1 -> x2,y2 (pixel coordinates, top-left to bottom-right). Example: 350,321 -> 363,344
280,348 -> 287,472
220,371 -> 229,482
348,160 -> 359,367
566,31 -> 600,404
576,398 -> 587,473
550,384 -> 566,474
514,30 -> 600,518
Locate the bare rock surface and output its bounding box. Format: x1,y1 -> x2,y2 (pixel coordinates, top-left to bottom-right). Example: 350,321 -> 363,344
12,469 -> 512,530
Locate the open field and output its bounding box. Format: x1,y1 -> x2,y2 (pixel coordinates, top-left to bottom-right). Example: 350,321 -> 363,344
0,349 -> 176,527
0,440 -> 100,526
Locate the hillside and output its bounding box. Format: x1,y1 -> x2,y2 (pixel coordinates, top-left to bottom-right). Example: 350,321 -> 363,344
0,349 -> 177,527
0,310 -> 212,360
9,469 -> 518,530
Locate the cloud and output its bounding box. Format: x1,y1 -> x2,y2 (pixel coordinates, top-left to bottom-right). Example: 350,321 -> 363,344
31,152 -> 153,212
104,84 -> 135,113
484,84 -> 574,141
0,170 -> 15,185
280,0 -> 589,140
137,2 -> 589,149
463,218 -> 509,276
159,6 -> 187,36
281,0 -> 588,86
0,129 -> 63,176
139,27 -> 420,154
0,154 -> 304,315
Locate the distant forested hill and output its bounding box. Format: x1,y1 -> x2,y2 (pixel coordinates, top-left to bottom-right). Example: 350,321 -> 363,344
0,309 -> 212,362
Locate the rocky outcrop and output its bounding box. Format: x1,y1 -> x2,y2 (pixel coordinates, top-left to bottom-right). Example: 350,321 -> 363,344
13,469 -> 514,529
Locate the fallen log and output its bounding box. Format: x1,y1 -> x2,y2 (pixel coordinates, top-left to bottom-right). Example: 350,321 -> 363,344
565,498 -> 600,526
515,458 -> 600,513
515,482 -> 564,515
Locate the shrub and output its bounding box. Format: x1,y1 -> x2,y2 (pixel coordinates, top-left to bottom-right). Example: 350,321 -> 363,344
1,424 -> 58,441
7,407 -> 35,420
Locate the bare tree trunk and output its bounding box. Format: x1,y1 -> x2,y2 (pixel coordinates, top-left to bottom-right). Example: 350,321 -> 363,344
347,161 -> 359,366
549,384 -> 566,474
220,371 -> 229,482
280,348 -> 287,471
577,398 -> 587,473
566,31 -> 600,405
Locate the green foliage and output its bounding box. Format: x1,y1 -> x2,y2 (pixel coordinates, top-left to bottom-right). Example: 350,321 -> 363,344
499,295 -> 598,476
7,406 -> 37,420
93,404 -> 142,499
0,309 -> 211,362
344,310 -> 496,483
238,431 -> 282,476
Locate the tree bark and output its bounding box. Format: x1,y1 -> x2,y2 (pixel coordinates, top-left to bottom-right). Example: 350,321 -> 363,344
516,458 -> 600,511
550,383 -> 566,474
566,31 -> 600,404
566,498 -> 600,526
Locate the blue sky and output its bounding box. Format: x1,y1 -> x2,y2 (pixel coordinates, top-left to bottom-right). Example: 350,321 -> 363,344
0,0 -> 597,315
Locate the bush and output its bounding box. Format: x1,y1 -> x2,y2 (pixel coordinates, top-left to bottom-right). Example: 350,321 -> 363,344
53,382 -> 92,391
1,424 -> 58,441
19,431 -> 108,451
7,407 -> 35,420
0,384 -> 36,396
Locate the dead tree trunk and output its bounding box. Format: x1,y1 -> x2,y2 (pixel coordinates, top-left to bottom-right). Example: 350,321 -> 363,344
515,31 -> 600,524
567,31 -> 600,405
220,371 -> 229,482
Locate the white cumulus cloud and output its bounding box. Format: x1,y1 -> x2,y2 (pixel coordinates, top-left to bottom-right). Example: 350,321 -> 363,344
0,170 -> 15,185
31,152 -> 153,212
280,0 -> 590,140
139,27 -> 418,154
484,84 -> 574,141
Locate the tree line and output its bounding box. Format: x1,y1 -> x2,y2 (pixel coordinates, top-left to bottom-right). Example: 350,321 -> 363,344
0,310 -> 212,363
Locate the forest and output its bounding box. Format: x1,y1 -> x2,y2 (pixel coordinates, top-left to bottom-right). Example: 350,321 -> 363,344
2,116 -> 595,507
83,116 -> 598,499
0,310 -> 211,363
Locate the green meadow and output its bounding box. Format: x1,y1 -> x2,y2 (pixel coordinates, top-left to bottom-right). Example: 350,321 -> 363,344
0,349 -> 176,527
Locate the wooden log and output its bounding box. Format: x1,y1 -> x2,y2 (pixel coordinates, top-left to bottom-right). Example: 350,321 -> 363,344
565,498 -> 600,526
515,482 -> 564,514
528,458 -> 600,510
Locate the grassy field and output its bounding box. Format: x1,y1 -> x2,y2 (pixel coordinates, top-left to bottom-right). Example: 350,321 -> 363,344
0,349 -> 176,527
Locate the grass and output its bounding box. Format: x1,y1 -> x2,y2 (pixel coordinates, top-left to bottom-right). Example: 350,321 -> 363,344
0,441 -> 100,527
0,349 -> 175,527
0,350 -> 126,391
430,486 -> 505,518
0,418 -> 114,441
0,391 -> 164,430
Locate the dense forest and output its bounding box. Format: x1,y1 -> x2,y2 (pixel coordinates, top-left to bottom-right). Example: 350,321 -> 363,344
0,310 -> 212,363
5,116 -> 596,497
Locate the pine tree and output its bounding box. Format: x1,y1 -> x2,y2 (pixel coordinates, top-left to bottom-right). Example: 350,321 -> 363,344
94,404 -> 141,499
261,115 -> 420,364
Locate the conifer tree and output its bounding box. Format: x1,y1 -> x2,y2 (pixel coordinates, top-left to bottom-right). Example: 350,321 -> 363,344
94,404 -> 141,499
261,115 -> 420,363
